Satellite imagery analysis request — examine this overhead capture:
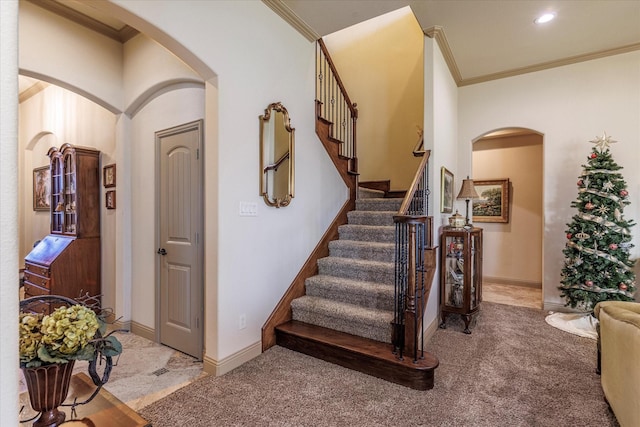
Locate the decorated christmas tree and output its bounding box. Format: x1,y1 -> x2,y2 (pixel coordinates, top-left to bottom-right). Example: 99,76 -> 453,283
560,132 -> 636,311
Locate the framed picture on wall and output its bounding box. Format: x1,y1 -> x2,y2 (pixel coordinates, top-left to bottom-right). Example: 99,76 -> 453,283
103,164 -> 116,188
472,179 -> 510,223
440,167 -> 454,213
33,166 -> 50,211
106,190 -> 116,209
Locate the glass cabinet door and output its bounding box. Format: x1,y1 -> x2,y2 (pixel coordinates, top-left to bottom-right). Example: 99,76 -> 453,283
443,235 -> 465,308
50,156 -> 64,234
472,231 -> 482,308
470,233 -> 477,309
63,153 -> 77,234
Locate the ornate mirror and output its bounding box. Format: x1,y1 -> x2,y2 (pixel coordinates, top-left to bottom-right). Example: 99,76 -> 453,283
259,102 -> 295,207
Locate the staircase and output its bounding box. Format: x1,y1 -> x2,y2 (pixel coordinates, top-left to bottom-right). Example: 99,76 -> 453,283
275,188 -> 438,390
263,39 -> 438,390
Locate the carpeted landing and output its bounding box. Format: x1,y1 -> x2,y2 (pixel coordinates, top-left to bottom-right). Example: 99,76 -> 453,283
140,302 -> 619,427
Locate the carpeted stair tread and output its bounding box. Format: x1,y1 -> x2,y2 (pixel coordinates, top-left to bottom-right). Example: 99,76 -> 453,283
347,210 -> 397,226
338,224 -> 395,243
328,239 -> 395,262
358,187 -> 386,199
291,296 -> 393,343
305,274 -> 394,310
355,198 -> 403,212
318,256 -> 394,285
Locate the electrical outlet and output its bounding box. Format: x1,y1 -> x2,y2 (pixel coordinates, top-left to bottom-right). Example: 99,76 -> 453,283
239,314 -> 247,330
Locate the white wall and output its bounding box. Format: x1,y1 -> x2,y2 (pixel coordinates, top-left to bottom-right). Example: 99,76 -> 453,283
19,1 -> 123,113
0,1 -> 19,425
459,51 -> 640,310
424,37 -> 459,329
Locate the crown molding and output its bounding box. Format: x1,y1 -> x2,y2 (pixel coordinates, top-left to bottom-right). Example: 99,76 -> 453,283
424,26 -> 462,84
262,0 -> 319,42
459,42 -> 640,87
425,25 -> 640,87
27,0 -> 139,43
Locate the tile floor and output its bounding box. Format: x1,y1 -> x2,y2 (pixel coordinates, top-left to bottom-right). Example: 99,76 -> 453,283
19,331 -> 206,413
482,282 -> 543,310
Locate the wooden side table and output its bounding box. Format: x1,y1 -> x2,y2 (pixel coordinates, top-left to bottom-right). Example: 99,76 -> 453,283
20,372 -> 150,427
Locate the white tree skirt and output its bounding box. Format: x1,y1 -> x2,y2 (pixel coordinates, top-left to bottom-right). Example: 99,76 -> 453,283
545,311 -> 598,340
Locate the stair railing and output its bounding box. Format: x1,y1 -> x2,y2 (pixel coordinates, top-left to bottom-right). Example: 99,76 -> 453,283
392,150 -> 434,361
316,39 -> 358,175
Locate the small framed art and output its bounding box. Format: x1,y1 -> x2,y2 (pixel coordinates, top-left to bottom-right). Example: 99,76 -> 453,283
103,164 -> 116,188
106,190 -> 116,209
440,167 -> 454,213
33,166 -> 50,211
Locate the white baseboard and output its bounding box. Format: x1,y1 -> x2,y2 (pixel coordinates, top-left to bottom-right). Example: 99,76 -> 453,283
203,341 -> 262,376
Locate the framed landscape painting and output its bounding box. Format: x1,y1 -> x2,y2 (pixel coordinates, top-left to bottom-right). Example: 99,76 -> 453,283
472,179 -> 510,223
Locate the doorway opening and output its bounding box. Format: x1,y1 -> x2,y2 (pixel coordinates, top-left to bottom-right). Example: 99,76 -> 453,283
472,128 -> 544,309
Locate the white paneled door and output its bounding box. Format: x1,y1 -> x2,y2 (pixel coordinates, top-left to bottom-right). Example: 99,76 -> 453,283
156,120 -> 203,359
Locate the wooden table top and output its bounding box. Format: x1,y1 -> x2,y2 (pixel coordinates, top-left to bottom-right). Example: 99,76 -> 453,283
20,372 -> 151,427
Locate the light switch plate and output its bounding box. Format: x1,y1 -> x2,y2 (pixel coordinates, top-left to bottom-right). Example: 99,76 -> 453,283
239,201 -> 258,216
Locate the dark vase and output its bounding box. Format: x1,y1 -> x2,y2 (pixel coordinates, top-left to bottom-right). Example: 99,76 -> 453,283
22,361 -> 75,427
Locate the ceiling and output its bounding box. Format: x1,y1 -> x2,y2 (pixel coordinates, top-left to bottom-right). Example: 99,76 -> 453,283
269,0 -> 640,86
21,0 -> 640,91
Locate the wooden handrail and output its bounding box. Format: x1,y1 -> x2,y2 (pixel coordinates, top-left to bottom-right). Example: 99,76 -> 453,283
398,150 -> 430,215
317,39 -> 358,119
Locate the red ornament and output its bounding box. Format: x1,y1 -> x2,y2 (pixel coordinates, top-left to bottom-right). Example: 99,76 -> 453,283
590,153 -> 597,159
566,233 -> 572,239
585,202 -> 595,210
609,243 -> 618,250
585,280 -> 594,287
620,190 -> 628,197
577,180 -> 583,187
619,283 -> 628,291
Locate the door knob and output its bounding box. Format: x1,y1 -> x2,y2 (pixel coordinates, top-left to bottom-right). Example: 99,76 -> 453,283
157,248 -> 167,256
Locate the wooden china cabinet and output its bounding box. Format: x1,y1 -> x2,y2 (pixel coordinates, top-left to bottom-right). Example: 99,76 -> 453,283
439,227 -> 483,334
24,143 -> 101,305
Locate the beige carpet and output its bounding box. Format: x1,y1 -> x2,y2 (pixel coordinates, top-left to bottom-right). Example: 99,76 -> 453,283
141,302 -> 618,427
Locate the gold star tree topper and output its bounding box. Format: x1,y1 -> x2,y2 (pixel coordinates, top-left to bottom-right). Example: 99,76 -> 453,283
590,131 -> 617,152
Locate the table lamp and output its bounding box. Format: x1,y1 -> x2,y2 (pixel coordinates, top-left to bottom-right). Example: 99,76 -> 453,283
456,176 -> 479,225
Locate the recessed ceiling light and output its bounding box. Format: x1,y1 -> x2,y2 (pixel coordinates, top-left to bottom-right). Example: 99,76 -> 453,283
534,13 -> 556,24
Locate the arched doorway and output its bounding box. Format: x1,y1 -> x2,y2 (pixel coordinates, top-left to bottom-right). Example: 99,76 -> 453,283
472,128 -> 544,309
17,2 -> 217,359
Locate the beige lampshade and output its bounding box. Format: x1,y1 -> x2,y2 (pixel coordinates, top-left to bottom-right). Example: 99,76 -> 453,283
457,178 -> 479,200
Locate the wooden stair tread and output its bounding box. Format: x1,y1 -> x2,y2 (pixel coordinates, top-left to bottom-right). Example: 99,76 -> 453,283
276,320 -> 438,390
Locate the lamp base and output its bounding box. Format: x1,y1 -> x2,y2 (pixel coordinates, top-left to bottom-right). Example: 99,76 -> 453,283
464,199 -> 471,225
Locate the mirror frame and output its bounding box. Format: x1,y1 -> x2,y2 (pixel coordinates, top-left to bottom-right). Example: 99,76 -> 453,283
259,102 -> 295,208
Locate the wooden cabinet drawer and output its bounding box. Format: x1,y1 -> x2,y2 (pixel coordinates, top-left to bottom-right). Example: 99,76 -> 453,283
24,282 -> 51,298
24,271 -> 50,289
25,263 -> 50,278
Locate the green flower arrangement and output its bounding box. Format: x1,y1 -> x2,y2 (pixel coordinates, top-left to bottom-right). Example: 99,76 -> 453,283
19,304 -> 122,368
